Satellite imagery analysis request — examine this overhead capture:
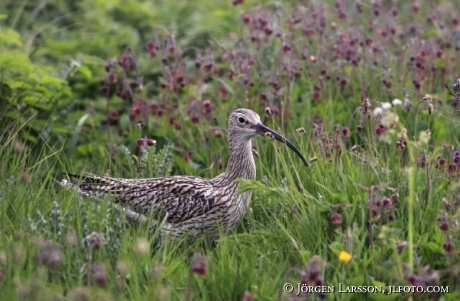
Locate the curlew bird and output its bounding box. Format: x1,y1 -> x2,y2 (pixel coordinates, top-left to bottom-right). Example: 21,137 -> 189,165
62,108 -> 308,243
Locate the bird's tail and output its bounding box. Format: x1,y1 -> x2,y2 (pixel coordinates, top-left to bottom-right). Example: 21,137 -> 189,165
61,173 -> 149,223
61,173 -> 122,198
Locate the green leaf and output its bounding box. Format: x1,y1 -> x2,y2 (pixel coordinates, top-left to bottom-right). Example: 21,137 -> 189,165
41,75 -> 67,89
0,28 -> 23,47
5,111 -> 20,119
435,58 -> 446,68
425,242 -> 444,253
22,132 -> 37,143
74,66 -> 93,79
445,291 -> 460,301
0,51 -> 32,72
21,95 -> 43,106
52,127 -> 74,135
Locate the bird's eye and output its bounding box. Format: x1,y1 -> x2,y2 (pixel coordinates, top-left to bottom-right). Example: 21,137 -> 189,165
238,117 -> 246,124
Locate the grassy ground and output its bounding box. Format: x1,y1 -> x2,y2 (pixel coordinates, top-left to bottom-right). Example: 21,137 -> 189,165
1,0 -> 460,300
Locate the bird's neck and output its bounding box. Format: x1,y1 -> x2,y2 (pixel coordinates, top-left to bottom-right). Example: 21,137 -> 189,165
214,134 -> 256,185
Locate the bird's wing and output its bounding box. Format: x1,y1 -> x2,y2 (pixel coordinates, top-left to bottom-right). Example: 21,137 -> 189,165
62,173 -> 220,224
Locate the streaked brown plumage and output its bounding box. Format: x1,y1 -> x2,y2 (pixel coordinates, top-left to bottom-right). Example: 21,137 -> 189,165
62,108 -> 308,243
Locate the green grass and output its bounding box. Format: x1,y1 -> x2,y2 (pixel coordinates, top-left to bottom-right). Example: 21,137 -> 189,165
1,0 -> 460,300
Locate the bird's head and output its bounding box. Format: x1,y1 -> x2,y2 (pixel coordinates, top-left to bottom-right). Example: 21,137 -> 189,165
228,108 -> 308,166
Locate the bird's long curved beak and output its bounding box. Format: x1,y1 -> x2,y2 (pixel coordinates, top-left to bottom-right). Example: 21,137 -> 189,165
254,123 -> 309,166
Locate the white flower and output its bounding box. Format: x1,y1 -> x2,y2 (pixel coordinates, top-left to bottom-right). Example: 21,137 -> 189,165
373,107 -> 383,116
382,102 -> 392,109
392,98 -> 403,106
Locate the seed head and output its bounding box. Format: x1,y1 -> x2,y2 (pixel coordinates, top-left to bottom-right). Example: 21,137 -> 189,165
108,73 -> 117,84
93,262 -> 107,287
150,103 -> 159,113
184,154 -> 192,163
168,45 -> 179,55
146,41 -> 155,51
171,69 -> 183,78
376,127 -> 385,136
241,291 -> 254,301
397,241 -> 407,254
64,232 -> 77,248
101,85 -> 109,96
135,238 -> 150,255
282,43 -> 292,53
117,261 -> 130,278
147,139 -> 156,146
442,198 -> 451,211
194,59 -> 202,69
137,138 -> 146,148
296,128 -> 306,135
191,253 -> 207,276
382,197 -> 392,208
68,287 -> 90,301
109,110 -> 119,120
331,213 -> 342,225
439,157 -> 447,167
86,231 -> 103,251
21,171 -> 31,184
36,242 -> 63,269
157,109 -> 165,117
265,107 -> 272,116
242,14 -> 252,25
428,104 -> 434,115
120,54 -> 129,64
218,88 -> 228,98
439,221 -> 449,232
132,106 -> 140,115
443,240 -> 454,254
313,92 -> 321,101
105,58 -> 116,72
264,132 -> 274,140
260,93 -> 268,103
365,38 -> 374,47
203,63 -> 213,72
203,100 -> 211,108
14,140 -> 24,153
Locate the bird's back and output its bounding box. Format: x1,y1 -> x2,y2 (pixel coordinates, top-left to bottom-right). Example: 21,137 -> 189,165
62,173 -> 248,242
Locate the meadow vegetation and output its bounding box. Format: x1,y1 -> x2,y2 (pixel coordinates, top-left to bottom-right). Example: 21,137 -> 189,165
1,0 -> 460,300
